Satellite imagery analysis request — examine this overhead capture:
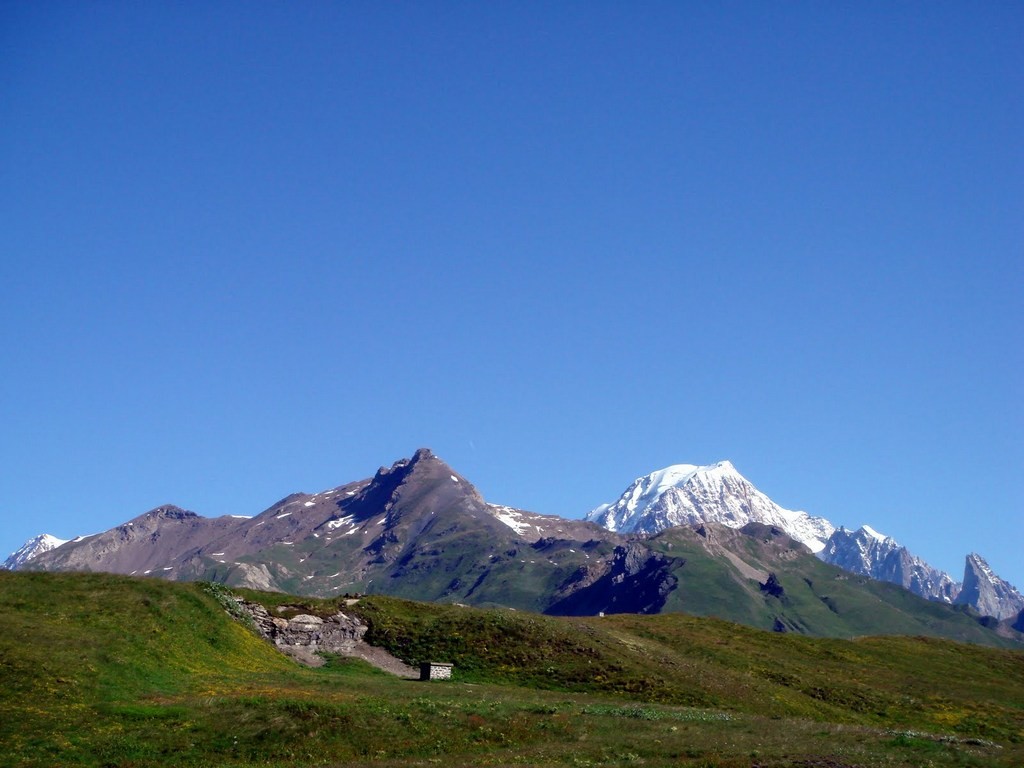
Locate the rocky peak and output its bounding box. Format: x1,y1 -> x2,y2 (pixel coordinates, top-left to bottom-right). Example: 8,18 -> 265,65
954,553 -> 1024,621
819,526 -> 960,604
344,449 -> 492,572
411,447 -> 435,463
373,447 -> 435,479
360,450 -> 431,510
360,448 -> 477,511
2,533 -> 68,570
147,505 -> 197,521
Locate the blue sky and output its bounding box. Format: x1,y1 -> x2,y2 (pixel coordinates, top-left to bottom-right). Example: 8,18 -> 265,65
2,3 -> 1021,590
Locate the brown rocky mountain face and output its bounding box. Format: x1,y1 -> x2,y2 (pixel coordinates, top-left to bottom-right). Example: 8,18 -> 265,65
954,553 -> 1024,622
28,505 -> 248,577
28,449 -> 623,606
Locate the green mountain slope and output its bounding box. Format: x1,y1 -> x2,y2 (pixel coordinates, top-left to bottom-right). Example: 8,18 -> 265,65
638,523 -> 1021,646
2,571 -> 1023,767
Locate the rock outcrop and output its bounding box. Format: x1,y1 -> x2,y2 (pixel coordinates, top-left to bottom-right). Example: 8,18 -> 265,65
237,600 -> 365,662
760,572 -> 785,599
233,599 -> 417,676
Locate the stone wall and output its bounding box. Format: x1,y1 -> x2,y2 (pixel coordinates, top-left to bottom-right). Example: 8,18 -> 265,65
420,662 -> 453,681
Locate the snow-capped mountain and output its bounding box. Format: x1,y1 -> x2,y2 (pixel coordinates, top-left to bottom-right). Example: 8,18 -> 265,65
819,525 -> 960,603
955,553 -> 1024,621
2,533 -> 68,570
586,460 -> 1024,621
585,461 -> 835,552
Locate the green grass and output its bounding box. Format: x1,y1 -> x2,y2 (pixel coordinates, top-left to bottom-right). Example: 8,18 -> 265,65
645,527 -> 1021,646
1,570 -> 1022,767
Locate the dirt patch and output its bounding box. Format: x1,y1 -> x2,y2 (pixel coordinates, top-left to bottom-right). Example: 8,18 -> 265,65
345,642 -> 418,678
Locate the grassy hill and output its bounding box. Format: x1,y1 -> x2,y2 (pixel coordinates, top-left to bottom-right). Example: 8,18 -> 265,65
2,570 -> 1023,767
644,525 -> 1019,645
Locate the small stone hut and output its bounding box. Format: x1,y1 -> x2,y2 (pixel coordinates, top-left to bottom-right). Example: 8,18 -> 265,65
420,661 -> 453,681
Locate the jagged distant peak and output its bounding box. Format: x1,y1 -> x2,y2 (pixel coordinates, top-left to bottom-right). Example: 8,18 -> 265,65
966,551 -> 994,574
859,524 -> 891,543
2,533 -> 69,570
956,552 -> 1024,621
586,459 -> 834,552
820,526 -> 961,605
962,552 -> 1015,592
828,525 -> 899,549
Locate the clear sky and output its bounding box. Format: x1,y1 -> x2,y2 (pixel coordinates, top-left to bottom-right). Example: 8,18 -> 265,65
2,3 -> 1021,589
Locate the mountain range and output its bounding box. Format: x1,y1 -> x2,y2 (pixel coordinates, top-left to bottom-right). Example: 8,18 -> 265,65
819,524 -> 961,604
6,448 -> 1023,642
587,460 -> 1024,622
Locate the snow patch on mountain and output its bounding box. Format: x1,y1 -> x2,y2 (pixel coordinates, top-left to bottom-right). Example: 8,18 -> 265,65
2,533 -> 69,570
487,504 -> 537,537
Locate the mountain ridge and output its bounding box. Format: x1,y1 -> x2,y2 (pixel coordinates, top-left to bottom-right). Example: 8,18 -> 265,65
9,448 -> 1022,642
818,525 -> 961,603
